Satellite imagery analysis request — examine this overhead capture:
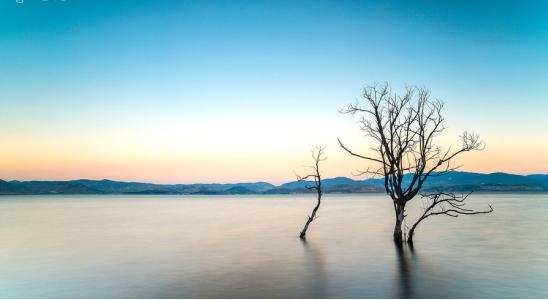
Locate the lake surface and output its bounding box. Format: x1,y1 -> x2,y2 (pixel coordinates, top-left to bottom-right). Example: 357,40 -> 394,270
1,193 -> 547,298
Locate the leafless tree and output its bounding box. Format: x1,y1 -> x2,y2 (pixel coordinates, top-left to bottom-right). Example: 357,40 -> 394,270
407,192 -> 493,243
338,82 -> 487,244
296,145 -> 326,239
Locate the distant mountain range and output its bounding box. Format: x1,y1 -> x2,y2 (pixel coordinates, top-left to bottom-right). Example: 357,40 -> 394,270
1,171 -> 547,195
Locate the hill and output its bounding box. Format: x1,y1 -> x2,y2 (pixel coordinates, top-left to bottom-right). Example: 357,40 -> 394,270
0,172 -> 547,195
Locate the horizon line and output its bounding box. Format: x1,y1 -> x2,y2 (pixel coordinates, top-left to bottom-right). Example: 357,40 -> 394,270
2,170 -> 547,186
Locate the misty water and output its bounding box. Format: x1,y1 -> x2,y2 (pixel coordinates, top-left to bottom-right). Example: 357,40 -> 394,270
1,193 -> 548,298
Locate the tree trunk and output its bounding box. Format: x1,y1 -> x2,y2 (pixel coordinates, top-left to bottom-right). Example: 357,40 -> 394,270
407,226 -> 416,244
393,202 -> 405,244
299,192 -> 321,239
299,217 -> 313,239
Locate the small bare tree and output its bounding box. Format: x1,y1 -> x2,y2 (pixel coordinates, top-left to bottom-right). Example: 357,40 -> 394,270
296,145 -> 326,239
338,82 -> 488,244
407,192 -> 493,243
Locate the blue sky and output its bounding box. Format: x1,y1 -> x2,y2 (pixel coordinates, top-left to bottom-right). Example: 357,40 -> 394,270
0,0 -> 547,183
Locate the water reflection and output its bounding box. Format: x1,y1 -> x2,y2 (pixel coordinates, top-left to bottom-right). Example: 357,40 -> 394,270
1,194 -> 548,298
394,242 -> 415,298
300,238 -> 327,298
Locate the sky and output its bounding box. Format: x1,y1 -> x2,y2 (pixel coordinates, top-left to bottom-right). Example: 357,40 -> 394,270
0,0 -> 547,184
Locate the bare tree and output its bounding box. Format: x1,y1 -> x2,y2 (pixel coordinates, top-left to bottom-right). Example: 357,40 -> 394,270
296,145 -> 326,239
338,82 -> 486,244
407,192 -> 493,243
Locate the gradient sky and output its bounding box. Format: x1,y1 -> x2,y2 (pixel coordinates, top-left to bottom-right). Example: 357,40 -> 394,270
0,0 -> 547,184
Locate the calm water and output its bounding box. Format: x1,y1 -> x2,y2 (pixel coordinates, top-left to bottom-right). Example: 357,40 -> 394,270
1,193 -> 547,298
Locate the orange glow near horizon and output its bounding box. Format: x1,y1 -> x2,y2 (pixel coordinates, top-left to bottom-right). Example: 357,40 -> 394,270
1,133 -> 546,184
1,109 -> 547,184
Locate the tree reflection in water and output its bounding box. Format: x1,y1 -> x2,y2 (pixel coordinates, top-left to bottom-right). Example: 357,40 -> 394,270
395,242 -> 416,298
300,238 -> 327,298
